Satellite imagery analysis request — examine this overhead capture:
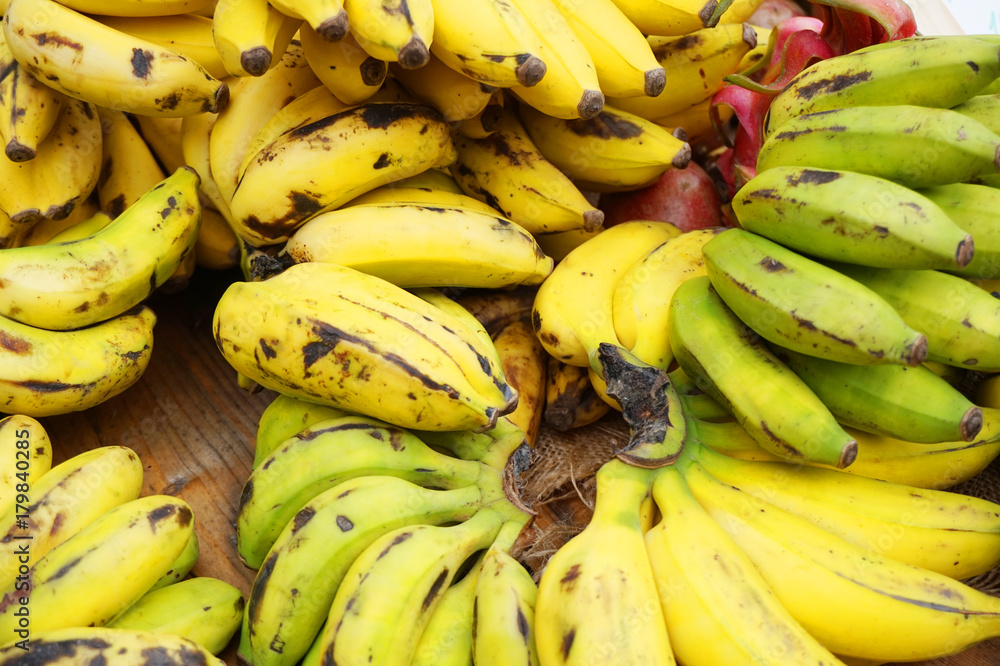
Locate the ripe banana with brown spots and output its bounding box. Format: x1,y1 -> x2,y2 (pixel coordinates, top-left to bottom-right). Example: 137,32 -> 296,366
0,627 -> 226,665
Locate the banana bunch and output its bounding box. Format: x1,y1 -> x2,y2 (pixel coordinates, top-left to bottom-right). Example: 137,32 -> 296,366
0,421 -> 244,659
236,387 -> 538,666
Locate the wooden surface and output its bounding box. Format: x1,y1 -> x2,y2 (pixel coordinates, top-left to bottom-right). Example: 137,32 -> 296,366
36,265 -> 1000,665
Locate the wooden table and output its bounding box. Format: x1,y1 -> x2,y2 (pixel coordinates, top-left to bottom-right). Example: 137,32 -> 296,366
38,266 -> 1000,665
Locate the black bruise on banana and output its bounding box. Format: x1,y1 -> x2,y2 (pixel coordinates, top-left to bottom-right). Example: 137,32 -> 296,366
785,169 -> 842,187
792,71 -> 873,100
130,48 -> 154,79
564,112 -> 642,140
561,628 -> 576,659
247,554 -> 277,626
20,637 -> 211,665
290,505 -> 315,533
421,569 -> 449,611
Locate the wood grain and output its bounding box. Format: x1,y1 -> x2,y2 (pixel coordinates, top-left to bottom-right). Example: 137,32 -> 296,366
36,266 -> 1000,665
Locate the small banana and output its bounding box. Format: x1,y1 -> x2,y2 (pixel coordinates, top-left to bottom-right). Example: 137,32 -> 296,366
411,551 -> 484,666
0,28 -> 64,162
0,415 -> 51,519
491,319 -> 547,447
390,52 -> 496,124
253,392 -> 349,469
96,106 -> 168,218
194,207 -> 241,270
94,13 -> 229,80
301,27 -> 387,104
344,0 -> 434,69
918,183 -> 1000,279
212,0 -> 302,77
37,0 -> 214,16
147,530 -> 200,592
606,0 -> 720,36
543,357 -> 611,431
0,627 -> 225,665
268,0 -> 349,41
702,228 -> 928,367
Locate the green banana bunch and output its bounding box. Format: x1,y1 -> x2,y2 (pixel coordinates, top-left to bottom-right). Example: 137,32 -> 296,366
213,261 -> 517,433
756,105 -> 1000,189
108,576 -> 244,655
702,228 -> 928,367
919,183 -> 1000,279
668,275 -> 857,468
0,627 -> 225,665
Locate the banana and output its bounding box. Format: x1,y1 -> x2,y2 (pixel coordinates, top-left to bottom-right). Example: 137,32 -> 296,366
952,93 -> 1000,134
685,441 -> 1000,581
96,107 -> 168,217
0,415 -> 50,519
230,102 -> 456,246
716,0 -> 766,24
428,0 -> 545,88
612,227 -> 723,370
734,166 -> 975,270
134,115 -> 187,175
302,27 -> 387,104
764,35 -> 1000,136
94,14 -> 229,81
3,0 -> 229,116
644,462 -> 844,665
507,0 -> 604,120
679,457 -> 1000,662
245,475 -> 495,666
268,0 -> 350,41
535,460 -> 674,666
0,97 -> 102,225
517,103 -> 692,192
281,201 -> 554,288
344,0 -> 434,69
0,627 -> 225,665
772,345 -> 983,443
650,95 -> 731,144
606,0 -> 720,36
456,89 -> 505,138
832,263 -> 1000,372
0,167 -> 200,330
609,22 -> 758,121
147,530 -> 200,592
308,504 -> 511,666
491,319 -> 547,446
0,445 -> 143,592
413,414 -> 528,469
108,577 -> 244,655
254,393 -> 349,469
410,551 -> 483,666
15,195 -> 98,246
450,110 -> 605,234
543,357 -> 611,431
390,52 -> 495,124
668,275 -> 858,468
179,110 -> 233,225
918,183 -> 1000,280
208,41 -> 318,206
39,0 -> 215,16
0,29 -> 64,163
0,305 -> 156,416
550,0 -> 664,99
236,413 -> 493,567
343,182 -> 499,217
756,106 -> 1000,189
385,166 -> 464,193
532,220 -> 682,369
195,207 -> 241,270
213,0 -> 302,77
702,228 -> 928,367
454,286 -> 536,338
471,516 -> 539,666
533,227 -> 602,262
0,494 -> 194,643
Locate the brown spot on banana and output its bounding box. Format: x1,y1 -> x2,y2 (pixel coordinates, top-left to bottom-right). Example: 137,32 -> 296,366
290,506 -> 315,533
148,502 -> 192,530
794,71 -> 873,100
421,569 -> 449,610
0,332 -> 31,354
31,32 -> 83,51
567,113 -> 643,140
376,531 -> 414,560
336,515 -> 353,531
786,169 -> 842,187
130,48 -> 154,79
560,564 -> 581,589
561,628 -> 576,659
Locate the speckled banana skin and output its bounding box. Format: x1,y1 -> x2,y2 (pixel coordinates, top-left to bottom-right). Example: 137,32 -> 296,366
0,626 -> 225,665
2,0 -> 229,117
0,415 -> 51,519
0,28 -> 64,163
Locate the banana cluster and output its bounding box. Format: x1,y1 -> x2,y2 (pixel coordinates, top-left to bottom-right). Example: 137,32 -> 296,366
237,391 -> 538,666
0,417 -> 244,663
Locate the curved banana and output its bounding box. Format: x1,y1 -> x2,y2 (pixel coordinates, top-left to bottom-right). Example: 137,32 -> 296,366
134,114 -> 187,175
390,52 -> 495,123
952,92 -> 1000,134
253,393 -> 349,469
194,207 -> 241,270
96,106 -> 168,217
0,97 -> 102,225
535,460 -> 674,666
94,14 -> 229,81
517,103 -> 691,192
606,0 -> 720,36
702,228 -> 928,367
0,305 -> 156,417
450,110 -> 604,235
543,357 -> 611,431
919,183 -> 1000,279
301,27 -> 387,104
344,0 -> 434,69
0,495 -> 194,644
644,462 -> 842,665
0,29 -> 64,162
410,551 -> 484,666
533,227 -> 602,262
734,166 -> 975,270
3,0 -> 229,116
213,0 -> 302,77
108,577 -> 245,655
0,415 -> 50,519
343,182 -> 500,217
491,319 -> 547,447
38,0 -> 215,16
269,0 -> 349,41
147,530 -> 200,592
456,90 -> 505,138
214,262 -> 516,434
245,475 -> 494,666
281,201 -> 553,288
229,102 -> 456,246
0,627 -> 225,665
236,414 -> 492,567
0,167 -> 200,330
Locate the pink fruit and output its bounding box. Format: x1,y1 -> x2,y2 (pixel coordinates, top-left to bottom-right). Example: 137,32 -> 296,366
597,162 -> 727,231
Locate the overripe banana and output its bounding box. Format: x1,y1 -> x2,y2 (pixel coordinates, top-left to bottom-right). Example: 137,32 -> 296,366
0,414 -> 51,519
0,627 -> 225,665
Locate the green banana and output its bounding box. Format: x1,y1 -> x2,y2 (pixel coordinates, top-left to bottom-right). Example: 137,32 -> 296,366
771,344 -> 983,443
765,35 -> 1000,135
668,276 -> 857,468
831,263 -> 1000,372
918,183 -> 1000,279
702,228 -> 928,367
757,105 -> 1000,189
254,393 -> 350,469
236,414 -> 490,568
411,551 -> 484,666
952,93 -> 1000,134
412,414 -> 530,468
733,166 -> 974,270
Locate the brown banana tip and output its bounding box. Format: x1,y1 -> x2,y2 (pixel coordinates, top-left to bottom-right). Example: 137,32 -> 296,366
578,90 -> 605,120
4,139 -> 35,163
962,406 -> 984,442
645,68 -> 667,97
397,38 -> 430,70
907,334 -> 929,366
179,164 -> 202,186
583,209 -> 605,232
240,47 -> 272,78
742,22 -> 758,48
516,56 -> 546,88
699,0 -> 720,26
360,57 -> 388,87
672,142 -> 693,169
544,408 -> 575,432
211,81 -> 231,114
9,208 -> 40,225
316,11 -> 350,42
478,406 -> 500,433
672,127 -> 689,142
838,440 -> 859,469
956,234 -> 976,269
479,103 -> 505,133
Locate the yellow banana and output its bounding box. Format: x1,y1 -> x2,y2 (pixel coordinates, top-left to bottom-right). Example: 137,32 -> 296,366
147,529 -> 200,592
0,415 -> 51,519
301,26 -> 387,104
269,0 -> 350,41
0,28 -> 64,162
213,0 -> 303,77
390,52 -> 495,123
94,13 -> 229,81
344,0 -> 434,69
41,0 -> 215,16
410,551 -> 484,666
491,319 -> 547,446
96,107 -> 167,217
0,627 -> 225,665
607,0 -> 720,36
